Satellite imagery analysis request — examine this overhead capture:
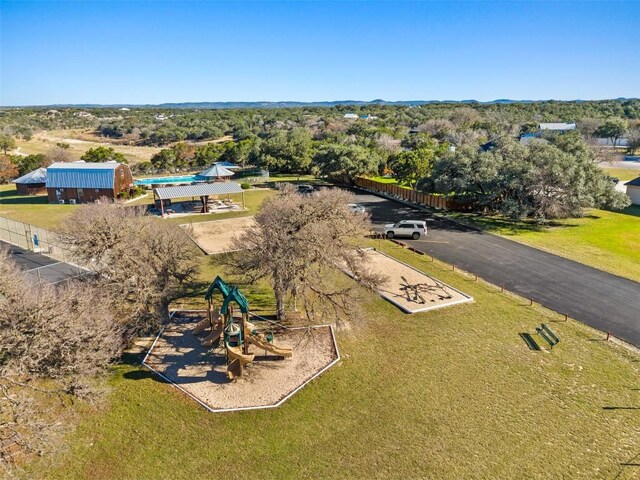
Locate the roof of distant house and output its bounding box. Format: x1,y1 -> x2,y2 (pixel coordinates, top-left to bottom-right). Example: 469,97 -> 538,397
539,122 -> 576,130
626,176 -> 640,187
13,167 -> 47,185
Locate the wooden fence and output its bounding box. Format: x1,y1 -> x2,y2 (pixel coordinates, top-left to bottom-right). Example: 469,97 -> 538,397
354,177 -> 474,211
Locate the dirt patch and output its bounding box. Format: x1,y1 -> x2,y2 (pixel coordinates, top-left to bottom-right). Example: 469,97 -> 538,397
181,216 -> 255,254
362,249 -> 473,313
143,311 -> 339,411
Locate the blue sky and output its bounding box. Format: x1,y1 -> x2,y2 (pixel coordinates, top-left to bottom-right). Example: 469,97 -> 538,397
1,1 -> 639,105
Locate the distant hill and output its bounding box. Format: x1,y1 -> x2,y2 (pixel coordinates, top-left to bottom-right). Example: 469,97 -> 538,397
3,98 -> 637,109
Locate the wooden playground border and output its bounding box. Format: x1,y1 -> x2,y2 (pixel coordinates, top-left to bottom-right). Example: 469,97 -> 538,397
141,310 -> 341,413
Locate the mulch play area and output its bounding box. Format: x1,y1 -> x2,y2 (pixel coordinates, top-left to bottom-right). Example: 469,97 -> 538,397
143,311 -> 339,412
362,249 -> 473,313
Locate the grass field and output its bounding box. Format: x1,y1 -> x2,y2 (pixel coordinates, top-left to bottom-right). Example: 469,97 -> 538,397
0,184 -> 78,229
26,242 -> 639,480
601,167 -> 640,182
13,130 -> 236,166
451,207 -> 640,283
14,130 -> 162,165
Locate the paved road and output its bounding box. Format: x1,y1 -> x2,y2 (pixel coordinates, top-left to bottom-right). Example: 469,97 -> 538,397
1,240 -> 86,284
352,191 -> 640,347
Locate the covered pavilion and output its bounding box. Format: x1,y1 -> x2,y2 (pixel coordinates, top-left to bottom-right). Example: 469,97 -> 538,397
153,182 -> 245,214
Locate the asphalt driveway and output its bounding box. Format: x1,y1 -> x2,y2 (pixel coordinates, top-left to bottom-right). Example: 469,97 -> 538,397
352,191 -> 640,347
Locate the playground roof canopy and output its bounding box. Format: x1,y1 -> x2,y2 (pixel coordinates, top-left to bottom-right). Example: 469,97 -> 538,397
153,182 -> 243,200
205,275 -> 231,301
221,287 -> 249,314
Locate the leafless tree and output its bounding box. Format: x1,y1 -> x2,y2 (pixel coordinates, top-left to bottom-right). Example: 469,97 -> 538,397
416,119 -> 455,140
45,146 -> 73,164
227,186 -> 384,323
627,126 -> 640,154
0,249 -> 122,470
577,118 -> 601,141
57,201 -> 200,336
376,133 -> 402,154
449,107 -> 481,127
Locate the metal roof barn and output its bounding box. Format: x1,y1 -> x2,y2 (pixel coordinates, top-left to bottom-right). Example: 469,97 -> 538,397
46,162 -> 121,189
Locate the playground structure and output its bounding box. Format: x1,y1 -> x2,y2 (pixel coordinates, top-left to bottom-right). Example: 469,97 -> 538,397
193,276 -> 292,380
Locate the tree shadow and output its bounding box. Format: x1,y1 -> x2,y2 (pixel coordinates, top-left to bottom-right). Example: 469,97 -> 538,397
617,205 -> 640,218
122,369 -> 160,381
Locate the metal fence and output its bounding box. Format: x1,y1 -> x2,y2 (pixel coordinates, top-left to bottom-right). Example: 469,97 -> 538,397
0,216 -> 89,284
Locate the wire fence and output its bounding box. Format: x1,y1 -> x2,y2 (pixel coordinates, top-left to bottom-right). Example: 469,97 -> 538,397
0,216 -> 90,285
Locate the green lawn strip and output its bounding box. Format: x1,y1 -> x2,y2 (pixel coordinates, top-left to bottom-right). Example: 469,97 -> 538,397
601,167 -> 640,182
0,184 -> 78,229
366,175 -> 414,190
449,207 -> 640,283
33,242 -> 639,479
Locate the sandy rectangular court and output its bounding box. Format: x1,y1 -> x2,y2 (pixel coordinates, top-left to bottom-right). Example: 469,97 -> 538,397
181,216 -> 256,254
362,249 -> 473,313
143,311 -> 339,412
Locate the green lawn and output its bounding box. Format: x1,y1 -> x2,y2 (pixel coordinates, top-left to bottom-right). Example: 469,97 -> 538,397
366,175 -> 414,190
601,167 -> 640,182
451,207 -> 640,283
0,184 -> 78,229
29,242 -> 639,479
368,175 -> 399,184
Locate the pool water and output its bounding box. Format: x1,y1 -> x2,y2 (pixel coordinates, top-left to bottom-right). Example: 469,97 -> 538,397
134,175 -> 201,186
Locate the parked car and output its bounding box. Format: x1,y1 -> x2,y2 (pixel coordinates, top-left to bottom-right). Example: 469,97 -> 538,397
383,220 -> 427,240
297,184 -> 315,194
348,203 -> 366,214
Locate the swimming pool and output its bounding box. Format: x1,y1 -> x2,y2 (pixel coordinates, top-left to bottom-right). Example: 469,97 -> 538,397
134,175 -> 202,186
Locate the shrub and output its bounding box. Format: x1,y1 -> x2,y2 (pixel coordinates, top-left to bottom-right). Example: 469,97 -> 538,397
240,182 -> 252,190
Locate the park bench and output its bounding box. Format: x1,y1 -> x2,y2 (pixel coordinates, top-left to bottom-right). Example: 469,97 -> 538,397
536,323 -> 560,348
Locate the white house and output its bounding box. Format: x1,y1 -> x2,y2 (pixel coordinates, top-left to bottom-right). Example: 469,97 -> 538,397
626,177 -> 640,205
343,113 -> 358,119
539,122 -> 576,131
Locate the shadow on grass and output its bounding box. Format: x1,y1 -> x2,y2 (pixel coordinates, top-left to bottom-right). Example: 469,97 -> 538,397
0,190 -> 49,205
122,369 -> 160,382
449,213 -> 567,235
619,205 -> 640,218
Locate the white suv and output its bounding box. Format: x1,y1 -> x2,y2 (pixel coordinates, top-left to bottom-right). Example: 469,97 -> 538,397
383,220 -> 427,240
